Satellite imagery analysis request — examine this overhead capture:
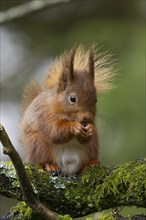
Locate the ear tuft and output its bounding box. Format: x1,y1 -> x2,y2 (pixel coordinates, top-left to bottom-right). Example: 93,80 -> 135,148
58,70 -> 67,92
58,48 -> 76,92
67,48 -> 76,82
88,47 -> 94,80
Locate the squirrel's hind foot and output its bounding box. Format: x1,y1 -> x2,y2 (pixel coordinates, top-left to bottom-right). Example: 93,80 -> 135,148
45,163 -> 61,173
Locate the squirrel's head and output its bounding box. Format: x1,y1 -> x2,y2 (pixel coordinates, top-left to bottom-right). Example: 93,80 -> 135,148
57,48 -> 97,123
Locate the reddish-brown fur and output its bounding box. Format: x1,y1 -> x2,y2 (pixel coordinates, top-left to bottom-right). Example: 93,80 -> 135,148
20,46 -> 114,174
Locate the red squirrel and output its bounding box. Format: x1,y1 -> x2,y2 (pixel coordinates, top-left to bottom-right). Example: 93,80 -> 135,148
20,45 -> 114,174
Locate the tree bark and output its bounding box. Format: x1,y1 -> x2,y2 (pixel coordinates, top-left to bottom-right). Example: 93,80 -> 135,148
1,201 -> 146,220
0,159 -> 146,218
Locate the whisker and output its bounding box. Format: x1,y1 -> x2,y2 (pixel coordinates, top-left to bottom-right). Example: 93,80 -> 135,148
96,112 -> 117,131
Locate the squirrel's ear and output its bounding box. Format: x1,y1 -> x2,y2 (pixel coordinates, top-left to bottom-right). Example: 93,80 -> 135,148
58,48 -> 76,92
67,48 -> 76,82
88,48 -> 94,80
58,70 -> 68,92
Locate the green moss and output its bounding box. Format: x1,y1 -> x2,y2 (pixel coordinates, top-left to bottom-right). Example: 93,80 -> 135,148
97,212 -> 114,220
62,159 -> 146,217
0,161 -> 17,179
0,161 -> 22,199
57,214 -> 73,220
11,202 -> 33,220
96,159 -> 146,208
10,203 -> 74,220
62,167 -> 107,216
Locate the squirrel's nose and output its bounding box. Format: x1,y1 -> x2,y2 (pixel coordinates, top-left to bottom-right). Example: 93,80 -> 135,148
80,117 -> 90,127
83,116 -> 89,122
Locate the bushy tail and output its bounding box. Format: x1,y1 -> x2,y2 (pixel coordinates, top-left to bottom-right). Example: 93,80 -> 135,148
22,80 -> 43,112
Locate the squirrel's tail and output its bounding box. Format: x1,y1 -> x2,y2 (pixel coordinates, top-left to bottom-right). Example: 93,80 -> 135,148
22,80 -> 43,112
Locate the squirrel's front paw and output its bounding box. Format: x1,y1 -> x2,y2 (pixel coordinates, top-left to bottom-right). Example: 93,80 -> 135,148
78,123 -> 94,143
84,124 -> 94,137
70,122 -> 86,139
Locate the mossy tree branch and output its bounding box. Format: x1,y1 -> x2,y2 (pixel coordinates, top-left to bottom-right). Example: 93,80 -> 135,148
0,159 -> 146,218
1,202 -> 146,220
0,124 -> 146,219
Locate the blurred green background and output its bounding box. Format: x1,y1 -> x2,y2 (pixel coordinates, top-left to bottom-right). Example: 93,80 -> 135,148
0,0 -> 145,218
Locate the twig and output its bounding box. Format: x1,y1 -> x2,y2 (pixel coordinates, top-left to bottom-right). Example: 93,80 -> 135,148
0,124 -> 57,220
0,0 -> 70,24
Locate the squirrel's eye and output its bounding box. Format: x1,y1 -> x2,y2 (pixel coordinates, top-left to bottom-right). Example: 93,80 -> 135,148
69,95 -> 77,103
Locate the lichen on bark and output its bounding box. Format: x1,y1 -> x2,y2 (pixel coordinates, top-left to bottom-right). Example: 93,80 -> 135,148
0,158 -> 146,218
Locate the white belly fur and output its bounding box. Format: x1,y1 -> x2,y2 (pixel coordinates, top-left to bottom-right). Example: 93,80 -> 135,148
53,138 -> 84,174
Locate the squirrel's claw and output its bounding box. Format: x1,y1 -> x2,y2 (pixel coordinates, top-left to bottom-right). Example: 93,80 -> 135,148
88,159 -> 101,167
45,163 -> 61,173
